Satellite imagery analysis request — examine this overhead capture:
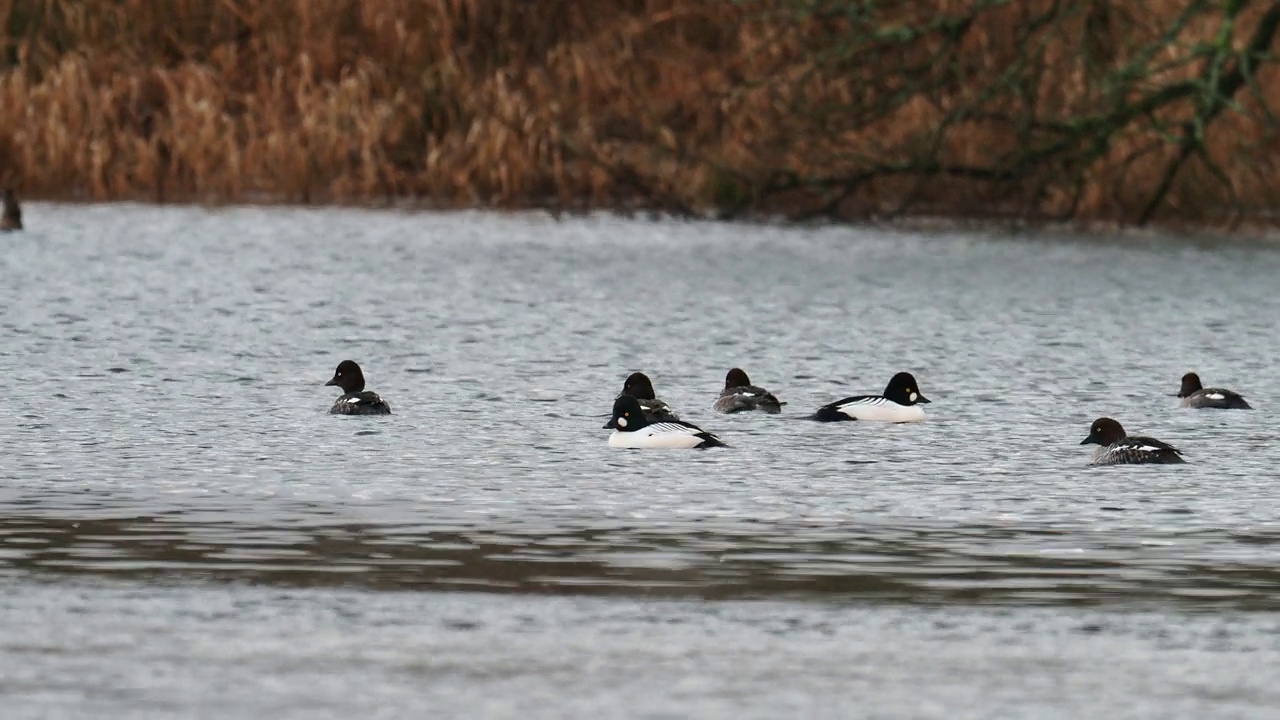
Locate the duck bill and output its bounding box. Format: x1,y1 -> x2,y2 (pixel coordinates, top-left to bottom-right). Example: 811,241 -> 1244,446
603,418 -> 617,429
916,395 -> 931,404
325,378 -> 339,387
1080,435 -> 1098,445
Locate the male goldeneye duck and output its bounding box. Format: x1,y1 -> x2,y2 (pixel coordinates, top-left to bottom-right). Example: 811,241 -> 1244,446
1080,417 -> 1184,465
1175,372 -> 1252,409
325,360 -> 392,415
813,371 -> 930,423
619,371 -> 680,422
0,189 -> 20,232
713,367 -> 784,414
604,395 -> 725,449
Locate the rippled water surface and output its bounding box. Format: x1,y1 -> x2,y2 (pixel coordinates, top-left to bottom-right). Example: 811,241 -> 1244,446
3,204 -> 1280,718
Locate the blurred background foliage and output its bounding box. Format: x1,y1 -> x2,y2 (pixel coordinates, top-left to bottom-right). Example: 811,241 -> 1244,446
1,0 -> 1277,228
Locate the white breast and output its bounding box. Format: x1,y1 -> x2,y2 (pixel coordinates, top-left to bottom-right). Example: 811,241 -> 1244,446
609,424 -> 709,449
836,397 -> 926,423
1091,446 -> 1116,465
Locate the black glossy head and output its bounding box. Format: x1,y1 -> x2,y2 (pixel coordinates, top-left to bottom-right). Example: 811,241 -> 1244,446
883,372 -> 929,405
605,394 -> 646,430
326,360 -> 366,394
1081,417 -> 1125,446
622,372 -> 658,400
724,368 -> 752,389
1177,372 -> 1203,398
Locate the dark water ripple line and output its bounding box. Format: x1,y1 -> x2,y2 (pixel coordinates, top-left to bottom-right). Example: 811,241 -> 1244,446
2,514 -> 1279,608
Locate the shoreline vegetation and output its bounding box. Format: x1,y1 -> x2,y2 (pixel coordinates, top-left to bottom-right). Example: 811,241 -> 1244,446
2,1 -> 1279,231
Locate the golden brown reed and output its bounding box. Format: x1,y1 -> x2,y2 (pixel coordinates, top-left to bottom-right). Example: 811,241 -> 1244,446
1,0 -> 1278,228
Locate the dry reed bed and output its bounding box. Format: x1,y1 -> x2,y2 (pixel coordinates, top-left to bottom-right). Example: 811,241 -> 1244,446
0,0 -> 1278,227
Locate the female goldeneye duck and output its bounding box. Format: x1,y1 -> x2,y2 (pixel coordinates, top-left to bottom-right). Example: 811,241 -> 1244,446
619,371 -> 680,422
325,360 -> 392,415
1080,417 -> 1185,465
813,371 -> 930,423
604,395 -> 725,449
713,367 -> 785,414
0,189 -> 20,232
1175,372 -> 1252,409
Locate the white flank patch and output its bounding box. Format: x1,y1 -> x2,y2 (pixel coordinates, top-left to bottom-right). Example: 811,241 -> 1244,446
346,397 -> 361,403
838,398 -> 926,423
1095,442 -> 1174,464
1205,392 -> 1225,400
609,424 -> 708,449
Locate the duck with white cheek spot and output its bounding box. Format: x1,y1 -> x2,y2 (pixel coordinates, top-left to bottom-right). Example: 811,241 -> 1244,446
325,360 -> 392,415
813,371 -> 930,423
604,395 -> 725,449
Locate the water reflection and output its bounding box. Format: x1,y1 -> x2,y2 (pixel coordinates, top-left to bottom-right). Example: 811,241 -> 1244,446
3,514 -> 1277,608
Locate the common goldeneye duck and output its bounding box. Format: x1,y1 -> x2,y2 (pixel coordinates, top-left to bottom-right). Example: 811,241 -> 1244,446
1080,417 -> 1184,465
813,371 -> 930,423
604,395 -> 725,449
0,189 -> 20,231
619,371 -> 680,422
325,360 -> 391,415
1175,372 -> 1252,409
713,367 -> 784,414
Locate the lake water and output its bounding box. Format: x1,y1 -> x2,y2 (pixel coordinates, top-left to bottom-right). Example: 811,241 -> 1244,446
2,205 -> 1279,718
